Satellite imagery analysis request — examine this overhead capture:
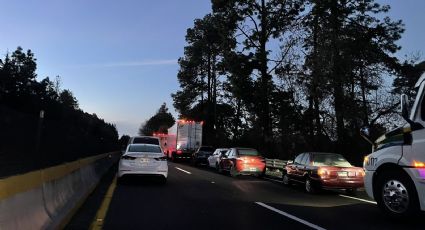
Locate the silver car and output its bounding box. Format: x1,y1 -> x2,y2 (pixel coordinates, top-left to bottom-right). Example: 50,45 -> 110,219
207,148 -> 229,169
118,144 -> 168,183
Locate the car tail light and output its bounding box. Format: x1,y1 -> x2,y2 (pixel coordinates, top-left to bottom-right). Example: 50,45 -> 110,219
356,169 -> 365,177
236,158 -> 248,164
154,156 -> 167,161
177,150 -> 182,154
317,167 -> 330,178
122,155 -> 136,160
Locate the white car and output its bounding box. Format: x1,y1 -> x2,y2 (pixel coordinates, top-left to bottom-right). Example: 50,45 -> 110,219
207,148 -> 229,169
118,144 -> 168,183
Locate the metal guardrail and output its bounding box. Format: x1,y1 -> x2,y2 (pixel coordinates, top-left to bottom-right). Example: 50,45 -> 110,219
265,159 -> 288,179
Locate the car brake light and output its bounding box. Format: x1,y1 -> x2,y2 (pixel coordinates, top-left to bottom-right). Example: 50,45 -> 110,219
177,150 -> 182,154
236,158 -> 248,163
317,167 -> 330,178
357,169 -> 365,177
122,155 -> 136,160
154,156 -> 167,161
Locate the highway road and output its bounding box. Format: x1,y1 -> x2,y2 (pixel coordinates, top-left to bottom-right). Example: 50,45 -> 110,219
68,162 -> 424,230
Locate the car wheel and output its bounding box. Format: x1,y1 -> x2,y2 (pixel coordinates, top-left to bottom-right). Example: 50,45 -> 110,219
375,171 -> 419,218
218,163 -> 224,174
346,188 -> 357,196
159,177 -> 167,185
282,173 -> 290,186
305,177 -> 317,194
230,165 -> 238,178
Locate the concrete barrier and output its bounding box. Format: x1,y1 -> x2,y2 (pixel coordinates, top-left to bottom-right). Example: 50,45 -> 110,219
0,152 -> 120,230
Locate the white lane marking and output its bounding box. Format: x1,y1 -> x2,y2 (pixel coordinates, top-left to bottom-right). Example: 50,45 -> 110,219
339,195 -> 377,204
175,167 -> 192,174
263,177 -> 283,183
255,202 -> 327,230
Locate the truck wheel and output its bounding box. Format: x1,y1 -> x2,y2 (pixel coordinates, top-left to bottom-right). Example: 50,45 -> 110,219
375,171 -> 419,218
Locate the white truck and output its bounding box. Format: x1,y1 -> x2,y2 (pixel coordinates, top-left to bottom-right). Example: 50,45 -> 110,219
361,73 -> 425,217
154,120 -> 203,161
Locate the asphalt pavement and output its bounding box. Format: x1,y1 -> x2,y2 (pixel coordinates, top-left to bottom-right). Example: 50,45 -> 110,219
69,162 -> 424,230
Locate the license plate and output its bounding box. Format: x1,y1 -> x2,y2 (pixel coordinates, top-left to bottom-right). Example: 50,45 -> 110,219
140,158 -> 149,163
249,168 -> 257,172
337,171 -> 348,177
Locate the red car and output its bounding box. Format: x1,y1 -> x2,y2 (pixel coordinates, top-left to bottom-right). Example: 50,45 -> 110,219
283,152 -> 364,194
218,148 -> 266,177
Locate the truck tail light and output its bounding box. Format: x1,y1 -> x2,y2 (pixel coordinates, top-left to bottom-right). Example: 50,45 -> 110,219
413,161 -> 425,168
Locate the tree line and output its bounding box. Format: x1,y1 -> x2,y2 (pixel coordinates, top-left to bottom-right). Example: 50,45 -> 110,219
172,0 -> 425,165
0,47 -> 119,175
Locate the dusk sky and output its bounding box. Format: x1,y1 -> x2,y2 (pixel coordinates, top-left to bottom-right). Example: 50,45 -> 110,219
1,0 -> 424,136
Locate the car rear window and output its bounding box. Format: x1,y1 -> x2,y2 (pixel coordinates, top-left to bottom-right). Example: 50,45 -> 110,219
133,137 -> 159,145
199,146 -> 214,152
312,154 -> 352,167
128,145 -> 162,153
238,149 -> 260,156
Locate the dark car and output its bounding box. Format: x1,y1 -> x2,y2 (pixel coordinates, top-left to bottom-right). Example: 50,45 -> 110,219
192,146 -> 215,166
218,148 -> 266,177
283,152 -> 364,194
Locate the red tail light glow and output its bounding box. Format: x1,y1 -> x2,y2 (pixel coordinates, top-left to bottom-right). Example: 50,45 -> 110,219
414,161 -> 425,168
317,167 -> 330,178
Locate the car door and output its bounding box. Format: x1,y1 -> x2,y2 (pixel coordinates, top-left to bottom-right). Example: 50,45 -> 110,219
411,93 -> 425,166
221,149 -> 233,170
298,153 -> 310,178
289,154 -> 304,181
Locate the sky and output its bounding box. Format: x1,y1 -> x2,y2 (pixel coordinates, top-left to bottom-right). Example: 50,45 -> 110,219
1,0 -> 424,136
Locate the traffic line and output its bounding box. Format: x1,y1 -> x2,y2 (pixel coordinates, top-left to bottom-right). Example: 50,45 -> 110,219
255,202 -> 327,230
339,194 -> 377,204
89,176 -> 117,230
175,167 -> 192,174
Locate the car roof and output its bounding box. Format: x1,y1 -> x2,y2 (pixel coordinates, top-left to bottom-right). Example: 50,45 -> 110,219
128,143 -> 160,147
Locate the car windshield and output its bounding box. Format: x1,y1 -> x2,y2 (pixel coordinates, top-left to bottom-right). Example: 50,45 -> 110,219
312,154 -> 352,167
128,145 -> 161,153
133,137 -> 159,145
199,146 -> 214,152
238,149 -> 260,156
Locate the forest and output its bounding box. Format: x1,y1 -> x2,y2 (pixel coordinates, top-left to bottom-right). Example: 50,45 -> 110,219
0,47 -> 119,176
172,0 -> 425,165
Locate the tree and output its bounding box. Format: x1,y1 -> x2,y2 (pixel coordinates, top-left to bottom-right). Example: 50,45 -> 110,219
300,0 -> 404,154
212,0 -> 305,153
59,89 -> 79,110
172,13 -> 237,144
139,103 -> 175,136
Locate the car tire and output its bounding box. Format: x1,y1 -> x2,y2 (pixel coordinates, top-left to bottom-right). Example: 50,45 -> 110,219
346,188 -> 358,196
305,177 -> 318,194
375,170 -> 420,218
282,173 -> 291,186
159,177 -> 167,185
230,165 -> 238,178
